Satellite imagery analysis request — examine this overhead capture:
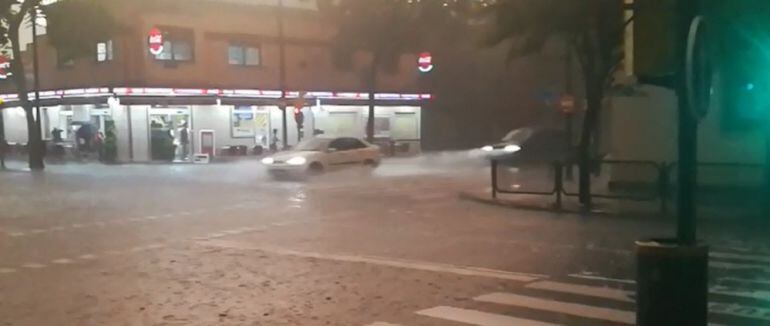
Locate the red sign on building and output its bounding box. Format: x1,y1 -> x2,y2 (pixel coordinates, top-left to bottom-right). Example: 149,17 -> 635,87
148,27 -> 164,55
418,52 -> 434,73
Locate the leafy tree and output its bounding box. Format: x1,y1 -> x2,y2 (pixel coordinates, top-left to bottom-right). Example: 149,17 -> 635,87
485,0 -> 626,206
319,0 -> 469,142
0,0 -> 118,170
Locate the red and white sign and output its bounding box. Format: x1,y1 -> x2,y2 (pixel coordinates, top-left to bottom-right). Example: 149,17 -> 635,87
0,55 -> 11,80
418,52 -> 434,73
148,27 -> 164,55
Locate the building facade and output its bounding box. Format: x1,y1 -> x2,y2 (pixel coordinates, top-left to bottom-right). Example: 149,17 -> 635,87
0,0 -> 429,162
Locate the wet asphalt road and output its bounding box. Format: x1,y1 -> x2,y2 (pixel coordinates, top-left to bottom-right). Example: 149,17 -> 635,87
1,156 -> 769,325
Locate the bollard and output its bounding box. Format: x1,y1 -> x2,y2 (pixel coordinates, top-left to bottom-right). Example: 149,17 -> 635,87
491,159 -> 498,199
636,238 -> 708,326
554,161 -> 563,210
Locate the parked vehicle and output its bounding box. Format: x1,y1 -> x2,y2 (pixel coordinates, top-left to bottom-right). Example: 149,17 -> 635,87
262,136 -> 382,179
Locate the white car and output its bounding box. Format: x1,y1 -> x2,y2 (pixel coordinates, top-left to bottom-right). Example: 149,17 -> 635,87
262,136 -> 382,178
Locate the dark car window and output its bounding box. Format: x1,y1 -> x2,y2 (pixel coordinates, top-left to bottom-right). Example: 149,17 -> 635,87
344,138 -> 367,150
328,138 -> 347,151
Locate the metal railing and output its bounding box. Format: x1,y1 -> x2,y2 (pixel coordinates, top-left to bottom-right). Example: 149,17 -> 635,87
488,158 -> 766,215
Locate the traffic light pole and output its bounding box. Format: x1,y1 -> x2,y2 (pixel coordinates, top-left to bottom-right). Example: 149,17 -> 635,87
635,1 -> 708,325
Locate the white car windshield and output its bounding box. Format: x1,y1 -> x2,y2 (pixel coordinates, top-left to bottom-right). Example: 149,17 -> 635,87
295,138 -> 331,151
502,128 -> 534,144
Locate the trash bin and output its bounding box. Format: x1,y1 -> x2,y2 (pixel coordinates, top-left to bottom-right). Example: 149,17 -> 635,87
636,238 -> 708,326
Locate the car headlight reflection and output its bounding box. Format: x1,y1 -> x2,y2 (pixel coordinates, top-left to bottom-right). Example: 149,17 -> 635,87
481,145 -> 494,152
261,157 -> 275,165
287,156 -> 307,166
504,145 -> 521,153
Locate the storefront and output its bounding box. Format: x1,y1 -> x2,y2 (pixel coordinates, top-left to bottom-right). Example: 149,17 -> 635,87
0,87 -> 429,163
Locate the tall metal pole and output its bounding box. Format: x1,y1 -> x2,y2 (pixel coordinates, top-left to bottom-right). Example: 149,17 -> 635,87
676,0 -> 698,245
277,0 -> 288,149
31,9 -> 42,152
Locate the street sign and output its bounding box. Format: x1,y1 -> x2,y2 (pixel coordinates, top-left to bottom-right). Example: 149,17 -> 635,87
685,15 -> 712,121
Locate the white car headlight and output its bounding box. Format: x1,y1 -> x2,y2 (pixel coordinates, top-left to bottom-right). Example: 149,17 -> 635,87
481,145 -> 494,152
504,145 -> 521,153
286,156 -> 307,166
261,157 -> 275,165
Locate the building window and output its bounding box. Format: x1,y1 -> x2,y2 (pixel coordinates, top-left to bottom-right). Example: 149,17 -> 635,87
228,45 -> 260,66
154,28 -> 195,63
96,40 -> 114,62
56,50 -> 74,68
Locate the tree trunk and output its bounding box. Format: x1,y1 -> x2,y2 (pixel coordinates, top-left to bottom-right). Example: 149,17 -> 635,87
366,52 -> 382,143
578,81 -> 603,208
8,23 -> 44,171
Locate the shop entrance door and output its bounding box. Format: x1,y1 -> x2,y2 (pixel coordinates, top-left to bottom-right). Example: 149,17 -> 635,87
149,107 -> 192,162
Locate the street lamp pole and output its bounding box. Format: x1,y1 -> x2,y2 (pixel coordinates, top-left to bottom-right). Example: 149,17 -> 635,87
277,0 -> 288,149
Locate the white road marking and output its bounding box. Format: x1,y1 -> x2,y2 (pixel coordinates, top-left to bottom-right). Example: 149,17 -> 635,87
30,229 -> 47,234
144,216 -> 159,220
8,232 -> 25,237
0,268 -> 17,274
51,258 -> 73,265
71,223 -> 84,228
709,302 -> 770,321
21,263 -> 46,269
178,211 -> 192,216
50,226 -> 65,231
365,322 -> 402,326
416,306 -> 557,326
78,254 -> 97,260
526,280 -> 634,303
162,213 -> 175,218
474,292 -> 634,324
568,273 -> 636,285
209,233 -> 225,238
711,251 -> 770,264
104,250 -> 123,255
202,241 -> 544,282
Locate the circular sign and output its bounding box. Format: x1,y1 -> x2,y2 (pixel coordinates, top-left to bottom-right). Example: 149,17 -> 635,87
418,52 -> 434,73
148,27 -> 164,56
685,16 -> 712,121
0,55 -> 11,80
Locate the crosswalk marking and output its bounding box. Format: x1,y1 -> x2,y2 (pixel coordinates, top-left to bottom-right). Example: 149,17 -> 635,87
712,251 -> 770,264
526,280 -> 634,303
711,286 -> 770,303
710,260 -> 770,271
709,302 -> 770,321
416,306 -> 558,326
474,292 -> 634,324
718,277 -> 770,286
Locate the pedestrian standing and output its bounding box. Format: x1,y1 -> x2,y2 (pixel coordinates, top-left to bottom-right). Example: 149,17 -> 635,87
270,128 -> 280,152
178,122 -> 190,160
